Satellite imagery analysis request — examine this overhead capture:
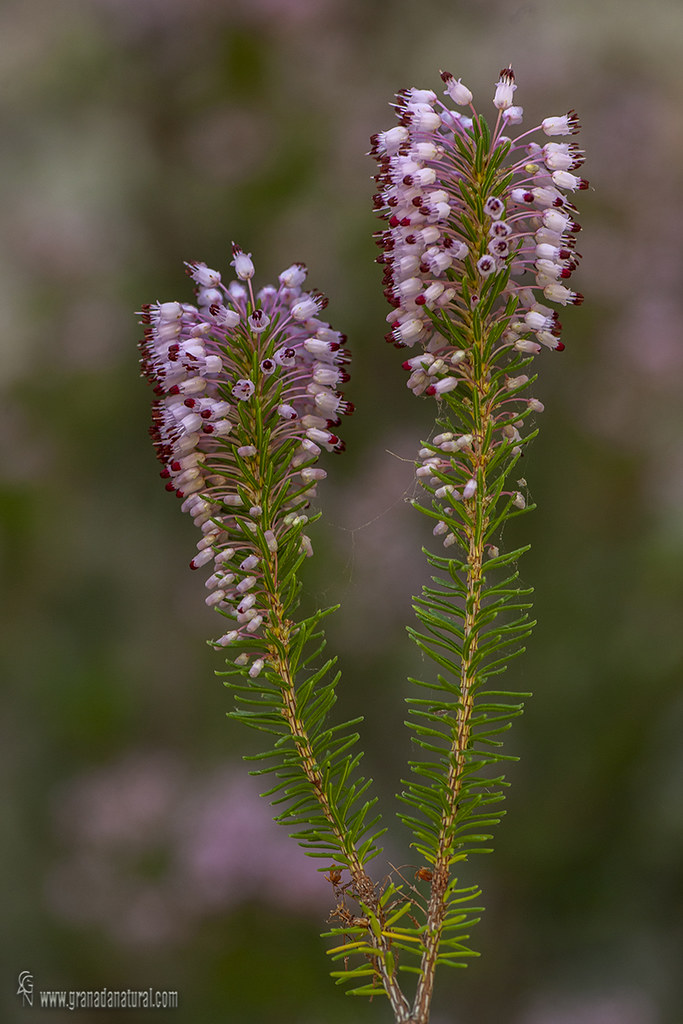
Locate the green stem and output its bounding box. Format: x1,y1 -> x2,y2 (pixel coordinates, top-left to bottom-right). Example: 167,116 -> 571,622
411,202 -> 496,1020
265,568 -> 412,1019
411,416 -> 491,1023
245,447 -> 412,1020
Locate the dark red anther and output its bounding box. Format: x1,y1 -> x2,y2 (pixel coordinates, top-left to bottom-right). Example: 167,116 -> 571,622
184,398 -> 196,408
160,468 -> 170,478
176,489 -> 185,498
165,481 -> 175,492
153,384 -> 165,395
171,460 -> 181,472
389,215 -> 400,228
415,295 -> 426,305
200,409 -> 212,419
168,384 -> 180,396
202,424 -> 215,434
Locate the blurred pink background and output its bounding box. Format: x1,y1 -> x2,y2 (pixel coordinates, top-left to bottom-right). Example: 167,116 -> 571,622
2,1 -> 683,1022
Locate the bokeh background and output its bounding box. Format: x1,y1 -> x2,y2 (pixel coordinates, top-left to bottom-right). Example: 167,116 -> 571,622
2,1 -> 683,1022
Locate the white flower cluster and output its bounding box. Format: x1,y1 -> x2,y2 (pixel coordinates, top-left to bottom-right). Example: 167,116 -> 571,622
139,246 -> 352,671
370,66 -> 586,399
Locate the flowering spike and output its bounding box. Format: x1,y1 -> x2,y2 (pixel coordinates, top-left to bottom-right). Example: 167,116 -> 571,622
371,65 -> 586,393
139,248 -> 352,667
370,66 -> 586,1014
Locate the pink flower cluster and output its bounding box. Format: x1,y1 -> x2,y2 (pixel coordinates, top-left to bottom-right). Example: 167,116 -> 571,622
370,67 -> 587,397
47,753 -> 327,948
139,246 -> 352,667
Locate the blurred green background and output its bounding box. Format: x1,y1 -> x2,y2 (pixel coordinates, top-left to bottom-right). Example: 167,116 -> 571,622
2,1 -> 683,1022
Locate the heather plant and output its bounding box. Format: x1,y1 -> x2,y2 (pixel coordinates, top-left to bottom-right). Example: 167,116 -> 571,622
139,66 -> 586,1023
